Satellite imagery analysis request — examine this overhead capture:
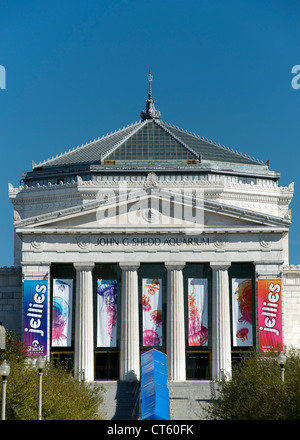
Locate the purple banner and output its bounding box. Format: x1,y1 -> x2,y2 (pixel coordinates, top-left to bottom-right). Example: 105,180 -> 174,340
142,278 -> 162,347
52,279 -> 73,347
23,280 -> 48,356
97,279 -> 117,347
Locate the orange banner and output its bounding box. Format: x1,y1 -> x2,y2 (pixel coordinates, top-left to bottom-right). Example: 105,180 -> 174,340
258,279 -> 282,354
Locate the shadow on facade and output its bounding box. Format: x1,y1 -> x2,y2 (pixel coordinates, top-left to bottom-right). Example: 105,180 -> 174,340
112,373 -> 141,420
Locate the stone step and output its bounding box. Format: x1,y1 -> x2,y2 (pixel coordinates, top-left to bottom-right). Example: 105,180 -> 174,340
97,380 -> 216,420
169,381 -> 215,420
97,381 -> 140,420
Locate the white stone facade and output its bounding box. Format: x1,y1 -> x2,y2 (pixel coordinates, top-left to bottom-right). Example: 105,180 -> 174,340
0,170 -> 296,381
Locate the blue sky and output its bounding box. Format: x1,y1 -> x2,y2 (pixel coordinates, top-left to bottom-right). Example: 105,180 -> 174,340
0,0 -> 299,267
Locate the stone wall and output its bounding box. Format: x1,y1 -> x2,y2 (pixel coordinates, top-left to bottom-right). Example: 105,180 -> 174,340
0,266 -> 22,337
282,265 -> 300,350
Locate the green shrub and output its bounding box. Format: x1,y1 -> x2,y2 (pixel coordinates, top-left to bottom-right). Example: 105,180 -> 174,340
0,332 -> 104,420
206,348 -> 300,420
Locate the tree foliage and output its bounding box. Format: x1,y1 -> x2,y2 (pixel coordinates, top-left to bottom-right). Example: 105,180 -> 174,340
0,332 -> 104,420
205,348 -> 300,420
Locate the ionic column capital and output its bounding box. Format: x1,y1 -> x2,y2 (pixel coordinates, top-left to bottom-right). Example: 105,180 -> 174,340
119,262 -> 140,271
73,262 -> 95,272
210,262 -> 231,271
165,262 -> 186,271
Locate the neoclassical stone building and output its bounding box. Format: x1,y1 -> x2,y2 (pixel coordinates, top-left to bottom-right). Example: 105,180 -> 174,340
1,73 -> 300,382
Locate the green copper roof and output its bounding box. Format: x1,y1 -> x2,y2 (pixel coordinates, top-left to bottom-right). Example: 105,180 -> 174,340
162,122 -> 262,166
34,119 -> 266,170
105,120 -> 197,162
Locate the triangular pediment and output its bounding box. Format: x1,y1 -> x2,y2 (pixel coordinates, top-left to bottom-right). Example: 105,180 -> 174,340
15,187 -> 291,234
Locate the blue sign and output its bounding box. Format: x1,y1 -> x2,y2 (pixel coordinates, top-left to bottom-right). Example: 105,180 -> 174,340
141,349 -> 170,420
23,280 -> 48,356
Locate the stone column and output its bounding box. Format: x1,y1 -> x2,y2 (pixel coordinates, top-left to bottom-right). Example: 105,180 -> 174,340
74,263 -> 95,382
210,262 -> 231,380
120,263 -> 140,381
165,262 -> 186,381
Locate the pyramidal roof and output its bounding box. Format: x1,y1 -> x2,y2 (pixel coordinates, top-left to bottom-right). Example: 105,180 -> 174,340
33,72 -> 268,172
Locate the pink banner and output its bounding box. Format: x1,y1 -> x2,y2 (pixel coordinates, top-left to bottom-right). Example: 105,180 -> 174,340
258,279 -> 282,354
188,278 -> 208,346
142,278 -> 162,346
232,279 -> 253,347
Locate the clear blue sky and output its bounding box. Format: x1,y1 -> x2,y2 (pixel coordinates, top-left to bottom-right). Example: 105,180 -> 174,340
0,0 -> 299,267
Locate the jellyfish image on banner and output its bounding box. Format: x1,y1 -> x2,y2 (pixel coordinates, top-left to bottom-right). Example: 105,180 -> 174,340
52,279 -> 73,347
188,279 -> 208,346
142,278 -> 162,347
97,279 -> 117,347
232,279 -> 253,347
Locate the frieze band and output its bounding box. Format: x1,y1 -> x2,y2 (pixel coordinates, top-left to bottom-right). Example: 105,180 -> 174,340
94,236 -> 210,247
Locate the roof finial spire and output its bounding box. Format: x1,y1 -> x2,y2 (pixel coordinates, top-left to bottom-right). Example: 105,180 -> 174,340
148,70 -> 153,99
140,70 -> 161,120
